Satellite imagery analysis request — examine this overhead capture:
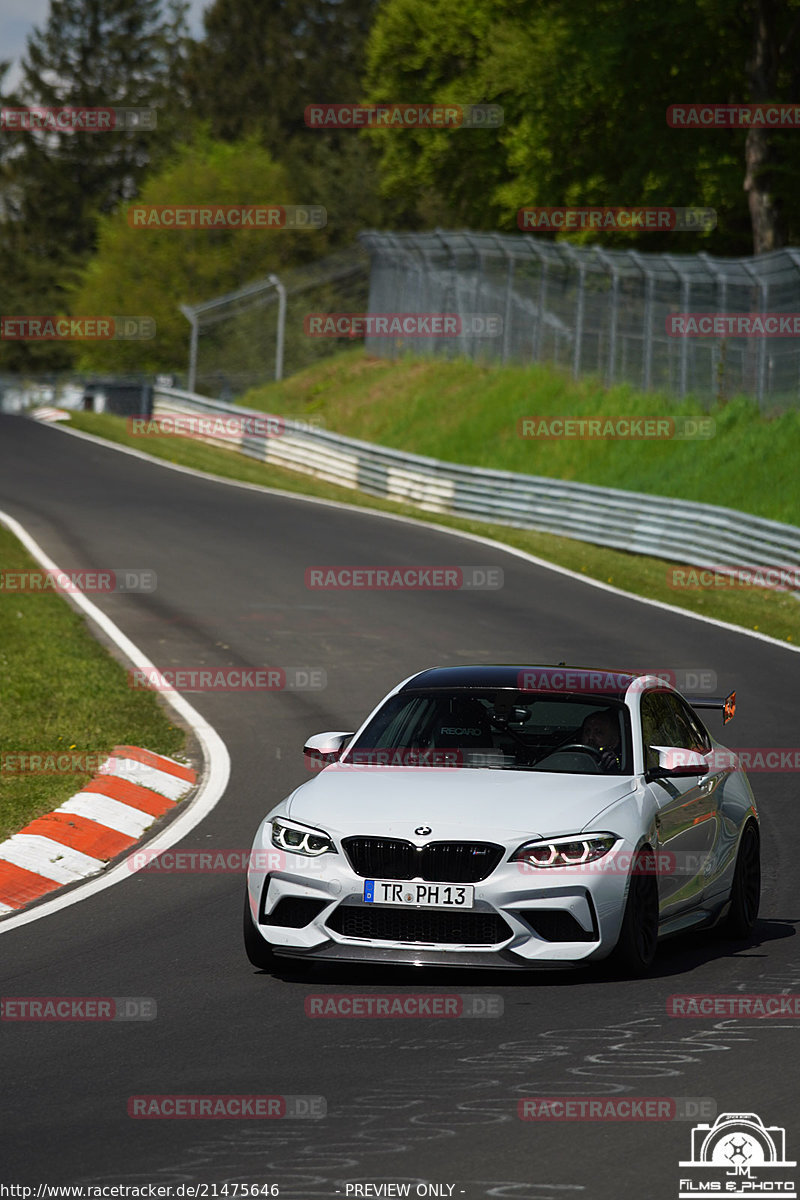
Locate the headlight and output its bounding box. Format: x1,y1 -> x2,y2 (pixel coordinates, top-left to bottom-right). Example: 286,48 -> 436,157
511,832 -> 617,868
271,818 -> 337,857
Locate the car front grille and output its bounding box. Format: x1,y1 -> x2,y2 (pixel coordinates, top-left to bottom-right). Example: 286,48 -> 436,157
326,905 -> 512,945
342,837 -> 504,883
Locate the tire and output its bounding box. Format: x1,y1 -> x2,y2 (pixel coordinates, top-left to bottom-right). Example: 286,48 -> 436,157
721,822 -> 760,939
243,886 -> 276,970
610,849 -> 660,975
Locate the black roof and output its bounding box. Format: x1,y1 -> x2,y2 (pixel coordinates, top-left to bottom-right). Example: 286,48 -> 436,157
399,665 -> 640,701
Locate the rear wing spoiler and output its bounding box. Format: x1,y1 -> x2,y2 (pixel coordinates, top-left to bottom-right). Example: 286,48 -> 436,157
686,690 -> 736,724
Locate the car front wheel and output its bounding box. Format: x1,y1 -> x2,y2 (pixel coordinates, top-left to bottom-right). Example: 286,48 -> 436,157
611,849 -> 659,975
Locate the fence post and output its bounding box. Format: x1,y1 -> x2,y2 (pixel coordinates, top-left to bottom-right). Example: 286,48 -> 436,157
529,241 -> 548,362
662,256 -> 690,397
595,248 -> 618,387
741,259 -> 768,409
180,304 -> 199,393
784,250 -> 800,404
563,246 -> 585,379
629,252 -> 653,391
698,252 -> 726,401
492,235 -> 515,365
268,274 -> 286,381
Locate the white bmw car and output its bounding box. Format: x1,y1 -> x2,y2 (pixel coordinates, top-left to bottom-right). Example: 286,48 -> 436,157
244,665 -> 760,974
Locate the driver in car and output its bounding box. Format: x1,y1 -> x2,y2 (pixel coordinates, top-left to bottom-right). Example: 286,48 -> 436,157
579,709 -> 622,772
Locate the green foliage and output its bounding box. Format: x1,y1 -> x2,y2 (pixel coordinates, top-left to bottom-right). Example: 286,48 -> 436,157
241,349 -> 800,526
70,133 -> 321,373
364,0 -> 509,228
181,0 -> 390,241
184,0 -> 377,148
0,0 -> 190,371
364,0 -> 800,251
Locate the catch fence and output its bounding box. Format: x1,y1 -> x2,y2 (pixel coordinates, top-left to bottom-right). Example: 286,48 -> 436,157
359,231 -> 800,408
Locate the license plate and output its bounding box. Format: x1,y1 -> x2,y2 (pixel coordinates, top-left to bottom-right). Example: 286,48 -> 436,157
364,879 -> 474,909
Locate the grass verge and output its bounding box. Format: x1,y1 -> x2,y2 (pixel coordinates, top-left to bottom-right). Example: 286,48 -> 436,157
240,349 -> 800,528
0,522 -> 186,842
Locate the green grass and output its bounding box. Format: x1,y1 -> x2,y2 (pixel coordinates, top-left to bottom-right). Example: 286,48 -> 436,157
0,523 -> 186,842
240,349 -> 800,528
64,409 -> 800,648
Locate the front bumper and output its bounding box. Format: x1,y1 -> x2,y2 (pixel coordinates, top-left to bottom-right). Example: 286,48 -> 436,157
245,832 -> 632,968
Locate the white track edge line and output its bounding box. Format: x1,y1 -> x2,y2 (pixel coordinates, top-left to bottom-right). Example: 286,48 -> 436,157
0,509 -> 231,934
46,419 -> 800,656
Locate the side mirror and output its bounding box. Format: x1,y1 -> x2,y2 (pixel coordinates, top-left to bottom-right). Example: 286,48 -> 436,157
645,745 -> 710,782
303,731 -> 354,768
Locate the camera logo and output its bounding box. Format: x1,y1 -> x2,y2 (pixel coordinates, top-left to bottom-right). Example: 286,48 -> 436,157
679,1112 -> 796,1198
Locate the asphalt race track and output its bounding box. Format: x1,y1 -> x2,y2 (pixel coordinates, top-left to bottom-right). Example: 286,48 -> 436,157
1,413 -> 798,1199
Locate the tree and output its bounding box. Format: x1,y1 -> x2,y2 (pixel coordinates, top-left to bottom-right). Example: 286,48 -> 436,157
182,0 -> 389,244
70,133 -> 321,375
362,0 -> 512,229
363,0 -> 800,254
16,0 -> 190,248
743,0 -> 800,253
0,0 -> 190,371
184,0 -> 377,149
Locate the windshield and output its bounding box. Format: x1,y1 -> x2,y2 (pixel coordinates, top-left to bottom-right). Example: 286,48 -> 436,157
344,688 -> 632,774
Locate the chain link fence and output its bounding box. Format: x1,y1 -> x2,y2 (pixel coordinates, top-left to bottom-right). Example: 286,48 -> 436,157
184,247 -> 370,399
359,231 -> 800,408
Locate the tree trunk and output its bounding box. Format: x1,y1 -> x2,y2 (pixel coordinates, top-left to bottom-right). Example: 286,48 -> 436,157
744,0 -> 784,254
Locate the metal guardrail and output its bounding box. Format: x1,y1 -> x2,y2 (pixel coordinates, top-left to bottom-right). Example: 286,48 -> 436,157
152,386 -> 800,577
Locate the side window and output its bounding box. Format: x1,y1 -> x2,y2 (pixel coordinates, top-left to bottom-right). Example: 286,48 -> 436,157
674,696 -> 712,753
641,691 -> 711,768
640,692 -> 682,768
